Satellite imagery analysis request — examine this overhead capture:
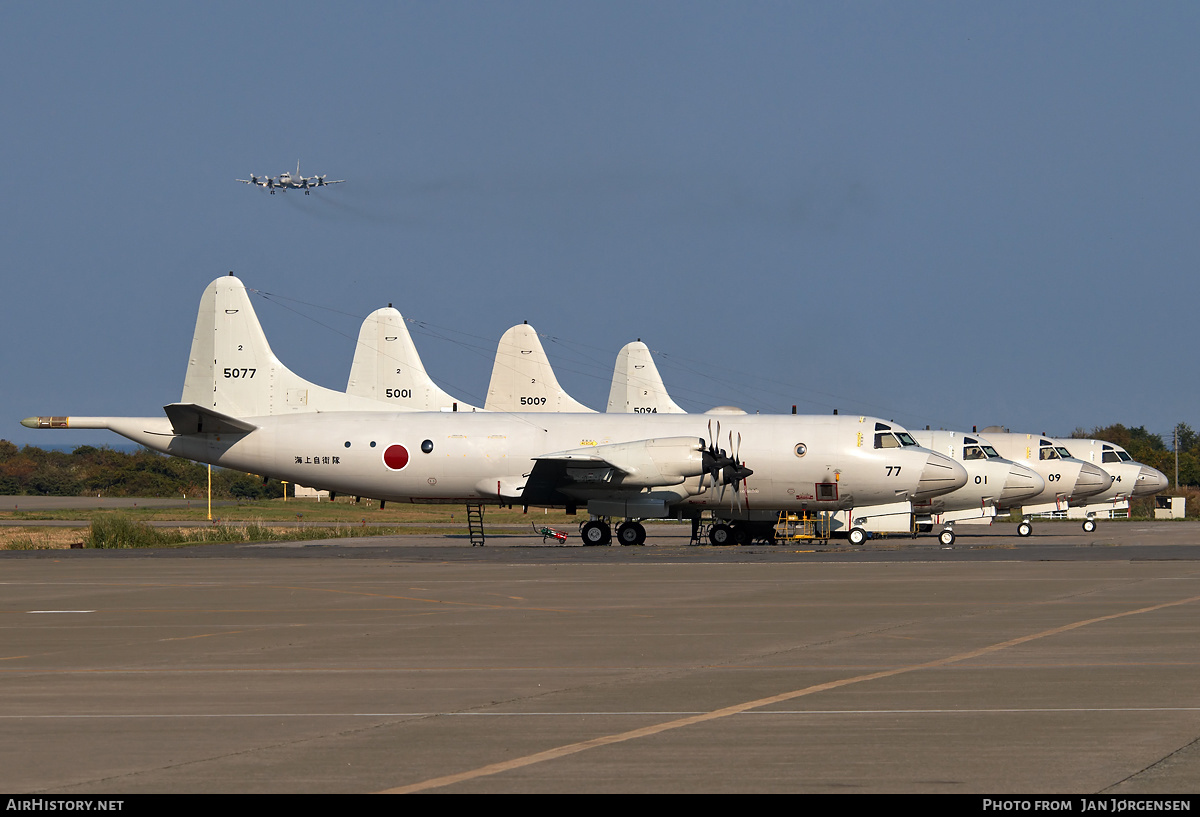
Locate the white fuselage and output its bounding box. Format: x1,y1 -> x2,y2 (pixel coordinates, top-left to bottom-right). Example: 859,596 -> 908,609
1052,438 -> 1169,506
81,411 -> 965,515
910,430 -> 1044,516
981,432 -> 1113,512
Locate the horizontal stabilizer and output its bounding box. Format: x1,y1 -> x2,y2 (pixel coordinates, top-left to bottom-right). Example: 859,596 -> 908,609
163,403 -> 258,435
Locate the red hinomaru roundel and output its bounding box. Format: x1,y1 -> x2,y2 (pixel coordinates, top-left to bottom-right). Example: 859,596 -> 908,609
383,444 -> 409,471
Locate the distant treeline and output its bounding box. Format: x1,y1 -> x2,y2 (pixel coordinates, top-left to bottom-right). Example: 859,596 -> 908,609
0,441 -> 285,499
1,422 -> 1197,499
1068,423 -> 1199,488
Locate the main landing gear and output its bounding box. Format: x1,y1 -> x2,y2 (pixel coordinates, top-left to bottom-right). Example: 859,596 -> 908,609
580,520 -> 611,546
580,518 -> 647,546
1017,518 -> 1033,537
617,521 -> 647,546
709,523 -> 734,546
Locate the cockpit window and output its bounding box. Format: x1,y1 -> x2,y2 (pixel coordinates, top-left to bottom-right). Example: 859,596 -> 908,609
963,446 -> 986,460
896,432 -> 918,447
981,446 -> 1000,458
875,422 -> 891,431
1055,447 -> 1073,458
1118,451 -> 1132,462
1039,447 -> 1061,460
874,433 -> 900,449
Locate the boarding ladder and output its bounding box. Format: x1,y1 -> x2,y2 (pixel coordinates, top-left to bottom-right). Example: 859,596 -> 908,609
466,502 -> 486,546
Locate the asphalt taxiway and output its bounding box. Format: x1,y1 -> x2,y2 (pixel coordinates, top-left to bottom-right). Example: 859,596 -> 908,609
3,522 -> 1199,793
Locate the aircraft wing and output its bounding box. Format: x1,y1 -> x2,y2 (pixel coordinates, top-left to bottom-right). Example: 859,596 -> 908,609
163,403 -> 258,435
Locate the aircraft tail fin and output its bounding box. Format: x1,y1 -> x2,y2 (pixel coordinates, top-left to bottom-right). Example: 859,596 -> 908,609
484,323 -> 595,413
606,341 -> 686,414
180,274 -> 392,417
346,306 -> 480,411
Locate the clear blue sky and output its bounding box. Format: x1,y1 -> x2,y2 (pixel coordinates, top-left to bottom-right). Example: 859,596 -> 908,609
4,2 -> 1197,448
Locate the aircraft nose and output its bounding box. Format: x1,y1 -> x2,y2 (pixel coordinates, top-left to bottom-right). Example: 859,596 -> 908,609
999,463 -> 1045,504
913,452 -> 968,500
1132,465 -> 1169,497
1072,462 -> 1113,499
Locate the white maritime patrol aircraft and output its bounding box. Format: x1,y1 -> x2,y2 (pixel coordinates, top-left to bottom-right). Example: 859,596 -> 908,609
1050,437 -> 1168,530
599,344 -> 1046,546
907,430 -> 1044,545
22,275 -> 970,547
346,305 -> 481,412
827,427 -> 1045,546
237,162 -> 344,195
484,323 -> 595,413
976,429 -> 1114,537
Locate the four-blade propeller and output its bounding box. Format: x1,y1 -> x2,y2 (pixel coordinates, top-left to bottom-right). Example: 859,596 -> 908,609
699,420 -> 753,510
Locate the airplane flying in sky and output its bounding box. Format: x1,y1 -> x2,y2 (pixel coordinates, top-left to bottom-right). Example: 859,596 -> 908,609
22,274 -> 969,547
237,162 -> 343,194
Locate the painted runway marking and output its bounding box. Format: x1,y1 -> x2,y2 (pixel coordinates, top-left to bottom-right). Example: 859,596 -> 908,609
26,610 -> 95,614
382,592 -> 1200,793
3,706 -> 1200,719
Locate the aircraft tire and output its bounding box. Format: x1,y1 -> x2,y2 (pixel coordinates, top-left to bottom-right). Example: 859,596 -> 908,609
939,529 -> 956,546
732,525 -> 751,546
1082,519 -> 1096,533
709,524 -> 734,546
581,521 -> 611,546
1017,521 -> 1033,538
617,521 -> 646,546
848,527 -> 867,546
